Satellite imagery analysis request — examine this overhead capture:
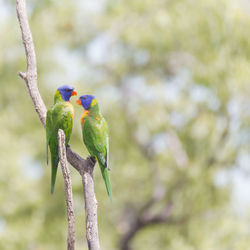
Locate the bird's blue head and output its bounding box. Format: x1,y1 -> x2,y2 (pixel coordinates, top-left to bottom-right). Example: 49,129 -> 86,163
76,95 -> 97,110
57,85 -> 77,101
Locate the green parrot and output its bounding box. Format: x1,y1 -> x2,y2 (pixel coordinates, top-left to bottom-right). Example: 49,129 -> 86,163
76,95 -> 112,201
46,85 -> 77,194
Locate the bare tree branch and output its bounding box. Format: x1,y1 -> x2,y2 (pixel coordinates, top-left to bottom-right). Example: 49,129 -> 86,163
80,157 -> 100,250
66,146 -> 100,250
58,130 -> 76,250
16,0 -> 46,126
16,0 -> 100,249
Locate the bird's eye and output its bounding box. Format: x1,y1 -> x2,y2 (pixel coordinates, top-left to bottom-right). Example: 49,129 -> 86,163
83,96 -> 87,100
65,89 -> 71,92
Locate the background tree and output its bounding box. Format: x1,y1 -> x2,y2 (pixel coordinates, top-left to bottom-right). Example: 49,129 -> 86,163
1,0 -> 250,249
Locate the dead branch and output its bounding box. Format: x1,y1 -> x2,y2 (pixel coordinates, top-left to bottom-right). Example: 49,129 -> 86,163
16,0 -> 100,249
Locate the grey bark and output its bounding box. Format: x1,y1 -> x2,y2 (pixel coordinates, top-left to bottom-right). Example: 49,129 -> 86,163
58,130 -> 75,250
16,0 -> 46,126
66,147 -> 100,250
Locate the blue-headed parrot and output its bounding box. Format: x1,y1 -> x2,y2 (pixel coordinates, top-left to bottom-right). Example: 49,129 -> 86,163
46,85 -> 77,194
76,95 -> 112,201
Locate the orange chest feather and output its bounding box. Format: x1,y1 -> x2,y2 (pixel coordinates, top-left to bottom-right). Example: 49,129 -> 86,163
66,102 -> 74,118
81,110 -> 90,126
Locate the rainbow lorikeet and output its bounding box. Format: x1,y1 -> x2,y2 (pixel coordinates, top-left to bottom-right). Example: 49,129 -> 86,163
76,95 -> 112,201
46,85 -> 77,194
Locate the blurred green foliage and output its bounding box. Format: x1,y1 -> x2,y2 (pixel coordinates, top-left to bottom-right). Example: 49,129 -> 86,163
1,0 -> 250,249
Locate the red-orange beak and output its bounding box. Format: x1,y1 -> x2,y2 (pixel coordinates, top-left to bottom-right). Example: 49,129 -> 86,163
76,98 -> 82,105
71,90 -> 77,96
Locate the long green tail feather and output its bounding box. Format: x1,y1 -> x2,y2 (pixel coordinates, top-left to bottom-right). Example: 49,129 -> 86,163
102,169 -> 112,202
98,159 -> 112,202
51,154 -> 59,194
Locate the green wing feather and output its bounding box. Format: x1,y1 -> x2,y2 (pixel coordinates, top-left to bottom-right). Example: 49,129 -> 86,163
46,102 -> 73,194
82,116 -> 112,201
